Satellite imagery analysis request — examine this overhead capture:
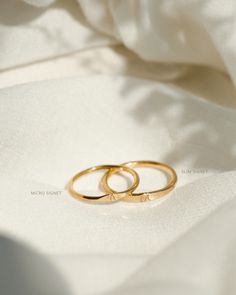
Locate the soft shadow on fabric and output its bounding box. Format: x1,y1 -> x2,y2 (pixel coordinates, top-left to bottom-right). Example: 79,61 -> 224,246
0,235 -> 72,295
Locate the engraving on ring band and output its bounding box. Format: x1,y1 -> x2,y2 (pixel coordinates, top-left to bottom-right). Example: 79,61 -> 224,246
67,161 -> 177,204
67,164 -> 140,204
101,160 -> 177,203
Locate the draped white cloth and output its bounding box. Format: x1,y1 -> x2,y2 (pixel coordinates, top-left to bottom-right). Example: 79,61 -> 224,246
0,1 -> 236,294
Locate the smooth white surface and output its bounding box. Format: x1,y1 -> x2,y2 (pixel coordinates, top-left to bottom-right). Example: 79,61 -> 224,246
0,1 -> 236,294
1,169 -> 236,255
0,76 -> 235,294
0,76 -> 235,187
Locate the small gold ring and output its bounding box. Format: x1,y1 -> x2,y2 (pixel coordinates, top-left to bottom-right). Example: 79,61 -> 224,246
67,164 -> 140,203
101,160 -> 177,202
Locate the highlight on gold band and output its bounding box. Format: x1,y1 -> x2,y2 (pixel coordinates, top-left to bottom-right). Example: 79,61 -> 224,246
67,164 -> 140,203
67,161 -> 177,204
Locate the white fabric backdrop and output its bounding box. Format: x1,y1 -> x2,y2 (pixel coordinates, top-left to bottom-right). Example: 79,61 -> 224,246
0,1 -> 236,294
2,0 -> 236,82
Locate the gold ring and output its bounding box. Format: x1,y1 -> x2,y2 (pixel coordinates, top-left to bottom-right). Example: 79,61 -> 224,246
67,164 -> 140,203
101,160 -> 177,202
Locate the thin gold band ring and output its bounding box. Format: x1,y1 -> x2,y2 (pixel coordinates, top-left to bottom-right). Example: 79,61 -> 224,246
67,164 -> 140,203
101,160 -> 177,202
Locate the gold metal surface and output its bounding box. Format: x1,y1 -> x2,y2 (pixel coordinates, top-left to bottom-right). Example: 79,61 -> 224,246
101,160 -> 177,202
67,164 -> 140,203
